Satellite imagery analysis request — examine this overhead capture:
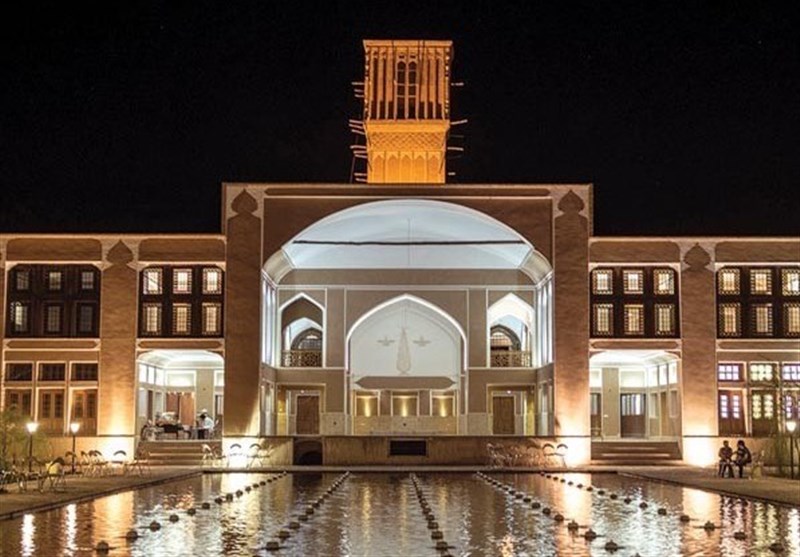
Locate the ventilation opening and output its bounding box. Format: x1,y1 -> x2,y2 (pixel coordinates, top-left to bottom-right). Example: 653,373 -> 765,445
389,439 -> 427,456
293,439 -> 323,465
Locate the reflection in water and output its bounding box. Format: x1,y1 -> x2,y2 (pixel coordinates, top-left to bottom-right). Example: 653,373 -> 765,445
1,472 -> 797,556
64,503 -> 77,556
20,513 -> 35,557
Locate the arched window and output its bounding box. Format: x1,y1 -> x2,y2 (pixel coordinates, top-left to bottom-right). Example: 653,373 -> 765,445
292,328 -> 322,351
396,61 -> 407,118
407,61 -> 417,118
490,325 -> 521,351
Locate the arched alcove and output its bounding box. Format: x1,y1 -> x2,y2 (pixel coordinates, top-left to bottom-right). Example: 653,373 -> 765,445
347,295 -> 464,387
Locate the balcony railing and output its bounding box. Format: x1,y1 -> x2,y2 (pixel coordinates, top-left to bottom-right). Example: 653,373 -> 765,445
282,350 -> 322,368
490,350 -> 532,368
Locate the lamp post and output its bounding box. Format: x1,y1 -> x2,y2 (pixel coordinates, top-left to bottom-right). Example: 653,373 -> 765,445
787,420 -> 797,480
26,422 -> 39,473
69,422 -> 80,474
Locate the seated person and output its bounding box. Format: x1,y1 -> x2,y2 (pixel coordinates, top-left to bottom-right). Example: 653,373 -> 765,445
718,440 -> 734,477
140,419 -> 155,441
734,440 -> 752,478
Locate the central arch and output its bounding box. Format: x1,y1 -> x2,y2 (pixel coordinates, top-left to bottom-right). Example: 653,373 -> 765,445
265,198 -> 552,281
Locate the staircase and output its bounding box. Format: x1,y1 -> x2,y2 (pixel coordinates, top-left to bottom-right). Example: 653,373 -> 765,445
139,440 -> 221,466
591,441 -> 682,465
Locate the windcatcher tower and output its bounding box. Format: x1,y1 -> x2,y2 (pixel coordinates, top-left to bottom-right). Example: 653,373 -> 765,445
357,40 -> 454,184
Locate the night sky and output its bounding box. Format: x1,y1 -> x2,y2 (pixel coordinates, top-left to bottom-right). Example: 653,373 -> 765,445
2,2 -> 799,237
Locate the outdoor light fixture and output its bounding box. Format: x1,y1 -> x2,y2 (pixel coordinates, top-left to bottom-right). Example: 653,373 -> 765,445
788,420 -> 798,480
70,422 -> 81,474
26,421 -> 39,473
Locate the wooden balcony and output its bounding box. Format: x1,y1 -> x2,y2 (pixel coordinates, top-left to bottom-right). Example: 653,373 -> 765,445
281,350 -> 322,368
490,350 -> 532,368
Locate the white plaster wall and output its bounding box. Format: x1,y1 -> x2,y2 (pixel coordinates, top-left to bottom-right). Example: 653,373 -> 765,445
350,301 -> 461,380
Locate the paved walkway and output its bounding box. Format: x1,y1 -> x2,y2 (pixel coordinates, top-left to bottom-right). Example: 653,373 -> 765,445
0,468 -> 199,520
618,466 -> 800,507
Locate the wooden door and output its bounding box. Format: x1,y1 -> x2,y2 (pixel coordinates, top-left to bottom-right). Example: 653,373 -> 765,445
659,392 -> 670,436
38,389 -> 65,434
751,391 -> 776,436
718,390 -> 745,435
620,393 -> 646,438
492,396 -> 515,435
179,392 -> 196,425
296,395 -> 320,435
71,390 -> 98,435
590,393 -> 602,437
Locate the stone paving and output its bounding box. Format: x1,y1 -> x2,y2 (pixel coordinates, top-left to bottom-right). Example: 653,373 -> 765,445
1,464 -> 797,521
0,468 -> 199,520
620,465 -> 800,507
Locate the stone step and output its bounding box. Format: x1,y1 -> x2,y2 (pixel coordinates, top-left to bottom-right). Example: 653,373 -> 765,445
591,442 -> 682,463
138,441 -> 222,465
591,459 -> 684,466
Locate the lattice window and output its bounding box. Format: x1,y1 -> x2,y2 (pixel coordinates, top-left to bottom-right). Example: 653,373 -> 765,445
783,269 -> 800,296
719,394 -> 729,419
5,363 -> 33,382
592,270 -> 613,295
173,269 -> 193,294
47,270 -> 63,291
5,390 -> 32,415
718,303 -> 741,337
750,363 -> 775,382
202,303 -> 221,335
731,394 -> 742,419
653,269 -> 675,295
80,270 -> 95,290
623,304 -> 644,335
202,268 -> 223,294
655,304 -> 675,336
751,303 -> 773,335
11,302 -> 30,333
72,363 -> 98,381
77,304 -> 95,334
15,270 -> 30,291
750,269 -> 773,295
44,304 -> 62,334
718,269 -> 740,295
623,270 -> 644,294
752,393 -> 775,419
39,363 -> 66,381
782,363 -> 800,382
718,363 -> 742,382
785,393 -> 800,420
142,303 -> 162,335
784,304 -> 800,337
142,269 -> 163,295
172,303 -> 192,335
592,304 -> 614,336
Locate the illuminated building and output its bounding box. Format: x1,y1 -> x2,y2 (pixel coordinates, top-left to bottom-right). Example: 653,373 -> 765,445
1,40 -> 798,466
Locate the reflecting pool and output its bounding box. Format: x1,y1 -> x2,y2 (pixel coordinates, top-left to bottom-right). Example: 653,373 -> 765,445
0,472 -> 797,556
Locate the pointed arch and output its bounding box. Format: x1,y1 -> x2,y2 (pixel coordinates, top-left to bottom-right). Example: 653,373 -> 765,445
347,294 -> 466,379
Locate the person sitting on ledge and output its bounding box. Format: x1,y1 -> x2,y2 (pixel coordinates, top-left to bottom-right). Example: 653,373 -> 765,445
734,440 -> 752,479
718,440 -> 734,478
